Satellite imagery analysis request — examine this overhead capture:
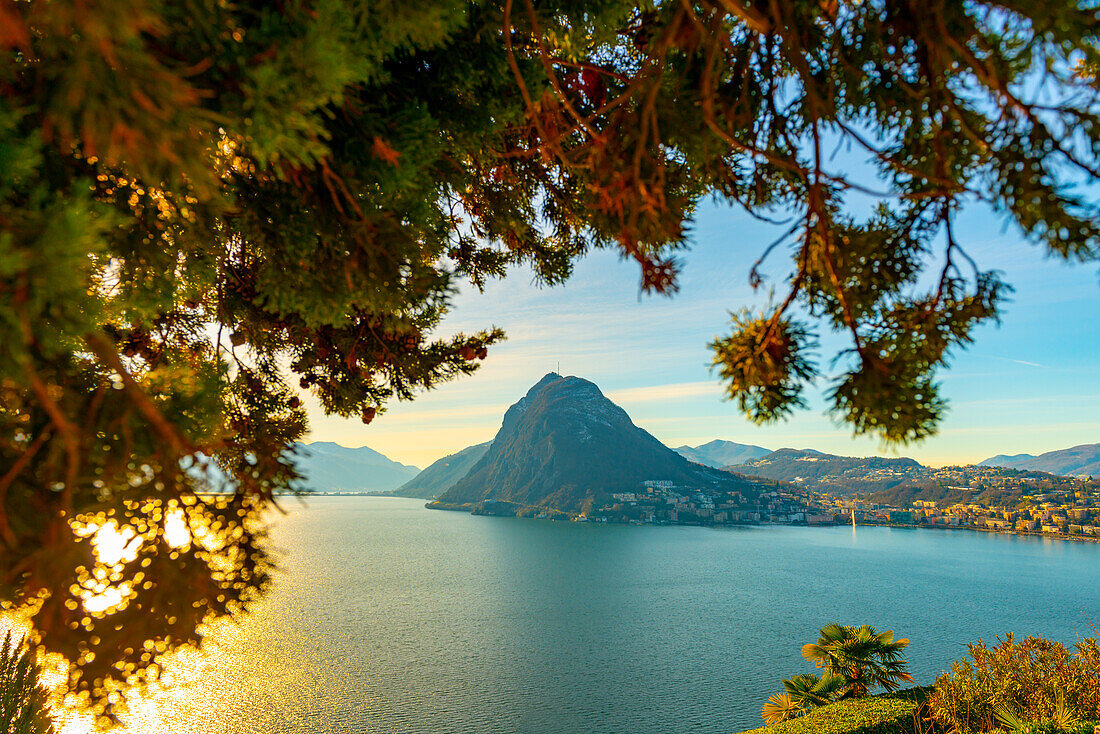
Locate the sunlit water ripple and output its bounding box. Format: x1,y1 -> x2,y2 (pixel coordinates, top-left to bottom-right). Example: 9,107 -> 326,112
59,496 -> 1100,733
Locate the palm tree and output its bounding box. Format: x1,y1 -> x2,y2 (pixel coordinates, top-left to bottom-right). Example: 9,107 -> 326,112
801,623 -> 913,699
761,672 -> 844,725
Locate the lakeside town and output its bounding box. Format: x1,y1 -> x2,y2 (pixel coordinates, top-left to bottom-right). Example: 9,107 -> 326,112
816,491 -> 1100,539
578,468 -> 1100,542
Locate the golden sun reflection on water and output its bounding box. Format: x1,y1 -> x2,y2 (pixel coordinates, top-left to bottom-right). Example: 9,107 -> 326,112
53,617 -> 383,734
5,507 -> 234,733
54,636 -> 233,734
7,501 -> 392,733
70,507 -> 195,617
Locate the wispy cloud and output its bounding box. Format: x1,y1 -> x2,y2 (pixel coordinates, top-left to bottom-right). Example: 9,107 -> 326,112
953,394 -> 1100,408
980,354 -> 1048,369
605,381 -> 724,404
372,403 -> 512,425
934,421 -> 1100,436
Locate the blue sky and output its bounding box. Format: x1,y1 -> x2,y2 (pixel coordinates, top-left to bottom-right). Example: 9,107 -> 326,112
306,198 -> 1100,470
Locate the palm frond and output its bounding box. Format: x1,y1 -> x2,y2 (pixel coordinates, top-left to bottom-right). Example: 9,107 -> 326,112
762,692 -> 804,726
801,642 -> 827,663
782,673 -> 834,707
992,703 -> 1028,733
1051,691 -> 1077,729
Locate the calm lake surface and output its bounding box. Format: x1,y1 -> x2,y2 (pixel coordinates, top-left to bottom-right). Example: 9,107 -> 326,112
93,496 -> 1100,734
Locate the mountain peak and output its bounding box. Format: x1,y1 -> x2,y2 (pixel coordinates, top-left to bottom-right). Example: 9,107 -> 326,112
291,441 -> 420,491
531,372 -> 563,392
299,440 -> 384,460
437,374 -> 762,512
554,375 -> 605,394
673,439 -> 771,469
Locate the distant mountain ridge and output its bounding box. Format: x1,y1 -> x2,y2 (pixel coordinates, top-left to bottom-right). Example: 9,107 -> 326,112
394,442 -> 492,499
674,440 -> 771,468
726,448 -> 925,494
980,452 -> 1034,467
726,445 -> 1099,499
979,443 -> 1100,477
434,373 -> 764,513
294,441 -> 419,492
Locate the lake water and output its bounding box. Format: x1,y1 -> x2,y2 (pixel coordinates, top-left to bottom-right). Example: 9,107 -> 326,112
66,496 -> 1100,733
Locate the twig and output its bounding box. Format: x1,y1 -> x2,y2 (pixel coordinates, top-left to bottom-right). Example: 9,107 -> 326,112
23,364 -> 79,516
84,332 -> 195,456
0,431 -> 49,548
503,0 -> 556,162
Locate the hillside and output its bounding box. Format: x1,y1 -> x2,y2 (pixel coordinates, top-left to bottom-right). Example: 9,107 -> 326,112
726,448 -> 925,494
861,464 -> 1100,507
980,442 -> 1100,477
673,439 -> 770,468
294,442 -> 420,492
434,373 -> 763,514
393,442 -> 492,499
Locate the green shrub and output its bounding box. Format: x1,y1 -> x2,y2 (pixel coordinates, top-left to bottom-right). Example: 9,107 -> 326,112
0,631 -> 55,734
739,688 -> 929,734
927,633 -> 1100,734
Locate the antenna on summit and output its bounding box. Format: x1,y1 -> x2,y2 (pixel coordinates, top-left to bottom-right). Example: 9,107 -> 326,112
557,361 -> 560,374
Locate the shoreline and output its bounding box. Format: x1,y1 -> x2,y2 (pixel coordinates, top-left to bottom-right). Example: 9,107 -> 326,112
854,520 -> 1100,544
417,497 -> 1100,545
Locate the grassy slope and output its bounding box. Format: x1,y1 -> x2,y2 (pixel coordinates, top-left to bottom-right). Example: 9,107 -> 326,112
736,689 -> 930,734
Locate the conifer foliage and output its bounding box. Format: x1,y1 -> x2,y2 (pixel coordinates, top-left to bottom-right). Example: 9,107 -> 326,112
1,0 -> 1097,719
